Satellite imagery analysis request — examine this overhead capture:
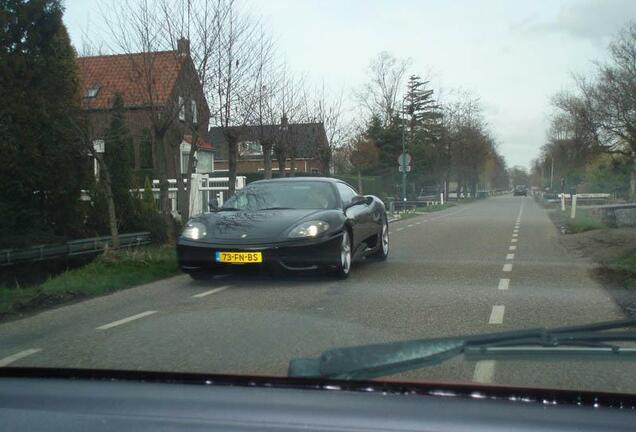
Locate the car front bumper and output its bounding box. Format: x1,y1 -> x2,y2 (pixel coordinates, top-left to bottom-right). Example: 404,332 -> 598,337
176,233 -> 343,274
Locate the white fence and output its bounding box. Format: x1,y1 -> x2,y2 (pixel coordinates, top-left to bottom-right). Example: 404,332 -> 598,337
132,174 -> 246,217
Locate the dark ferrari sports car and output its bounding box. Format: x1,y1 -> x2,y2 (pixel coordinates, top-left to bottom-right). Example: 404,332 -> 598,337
177,178 -> 389,279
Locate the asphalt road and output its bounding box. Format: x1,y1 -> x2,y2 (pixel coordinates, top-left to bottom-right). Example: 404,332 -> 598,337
2,196 -> 634,393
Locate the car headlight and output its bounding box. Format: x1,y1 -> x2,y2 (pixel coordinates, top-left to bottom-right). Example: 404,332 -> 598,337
182,221 -> 207,240
288,220 -> 330,238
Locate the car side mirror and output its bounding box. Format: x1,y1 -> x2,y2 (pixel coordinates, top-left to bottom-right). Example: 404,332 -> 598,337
346,195 -> 368,209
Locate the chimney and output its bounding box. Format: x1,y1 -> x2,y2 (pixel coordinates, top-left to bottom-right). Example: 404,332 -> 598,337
177,38 -> 190,56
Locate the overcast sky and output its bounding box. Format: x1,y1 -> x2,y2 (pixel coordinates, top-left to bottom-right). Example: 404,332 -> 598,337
63,0 -> 636,169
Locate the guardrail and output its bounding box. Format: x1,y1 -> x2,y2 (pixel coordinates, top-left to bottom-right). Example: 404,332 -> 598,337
0,232 -> 151,267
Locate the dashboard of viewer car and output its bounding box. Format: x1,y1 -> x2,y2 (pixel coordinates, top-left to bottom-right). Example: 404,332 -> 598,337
1,369 -> 635,432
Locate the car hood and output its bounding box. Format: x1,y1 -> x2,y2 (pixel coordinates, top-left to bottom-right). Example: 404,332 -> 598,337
198,209 -> 335,243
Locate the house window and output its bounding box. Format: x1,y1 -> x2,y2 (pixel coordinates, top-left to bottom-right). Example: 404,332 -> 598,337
238,141 -> 263,156
191,100 -> 197,124
178,96 -> 185,121
181,151 -> 191,174
85,86 -> 100,98
92,139 -> 105,178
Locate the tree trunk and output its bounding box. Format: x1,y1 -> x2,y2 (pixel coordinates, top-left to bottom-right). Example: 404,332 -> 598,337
95,153 -> 120,249
631,154 -> 636,198
228,137 -> 238,196
289,156 -> 296,177
155,132 -> 175,244
357,171 -> 363,194
277,155 -> 286,177
263,142 -> 273,179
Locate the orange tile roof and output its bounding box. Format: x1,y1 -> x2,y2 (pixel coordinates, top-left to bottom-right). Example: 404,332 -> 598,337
77,51 -> 185,110
183,134 -> 213,151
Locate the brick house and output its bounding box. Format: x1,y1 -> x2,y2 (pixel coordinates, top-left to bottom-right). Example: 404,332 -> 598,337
77,38 -> 213,180
208,120 -> 329,175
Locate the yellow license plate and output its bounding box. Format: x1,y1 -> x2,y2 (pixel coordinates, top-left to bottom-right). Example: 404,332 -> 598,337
215,251 -> 263,264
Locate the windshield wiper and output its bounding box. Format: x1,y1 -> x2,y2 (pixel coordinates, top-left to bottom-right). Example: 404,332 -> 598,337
259,207 -> 293,211
288,318 -> 636,379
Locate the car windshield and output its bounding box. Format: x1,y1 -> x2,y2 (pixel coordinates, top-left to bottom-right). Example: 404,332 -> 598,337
3,0 -> 636,399
222,181 -> 338,211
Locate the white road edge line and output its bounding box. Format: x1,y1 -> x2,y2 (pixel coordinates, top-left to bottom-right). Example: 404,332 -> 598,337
512,233 -> 518,238
509,245 -> 517,251
503,263 -> 513,272
96,311 -> 157,330
498,278 -> 510,290
489,305 -> 505,324
192,285 -> 231,298
511,238 -> 518,243
473,360 -> 496,383
0,348 -> 42,367
506,253 -> 514,260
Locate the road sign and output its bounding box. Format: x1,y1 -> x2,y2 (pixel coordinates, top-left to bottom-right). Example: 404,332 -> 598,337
397,152 -> 412,166
398,165 -> 412,173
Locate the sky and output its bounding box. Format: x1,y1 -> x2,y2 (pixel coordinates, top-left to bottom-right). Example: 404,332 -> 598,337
62,0 -> 636,169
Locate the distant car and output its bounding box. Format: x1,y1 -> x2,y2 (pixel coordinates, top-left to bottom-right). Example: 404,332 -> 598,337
513,185 -> 528,196
177,178 -> 389,280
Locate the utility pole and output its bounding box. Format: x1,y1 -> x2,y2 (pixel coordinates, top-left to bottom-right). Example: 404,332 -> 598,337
550,156 -> 554,190
401,100 -> 407,202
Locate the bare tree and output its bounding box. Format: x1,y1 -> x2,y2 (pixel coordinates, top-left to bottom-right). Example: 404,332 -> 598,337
271,67 -> 309,176
70,107 -> 120,249
549,22 -> 636,195
249,25 -> 278,179
156,0 -> 222,220
355,51 -> 411,127
209,0 -> 263,195
101,0 -> 199,242
313,85 -> 348,175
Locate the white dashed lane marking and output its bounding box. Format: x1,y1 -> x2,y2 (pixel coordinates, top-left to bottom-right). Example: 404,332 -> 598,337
192,285 -> 231,298
0,348 -> 42,367
96,311 -> 157,330
473,360 -> 496,383
489,305 -> 505,324
475,203 -> 521,384
396,228 -> 404,232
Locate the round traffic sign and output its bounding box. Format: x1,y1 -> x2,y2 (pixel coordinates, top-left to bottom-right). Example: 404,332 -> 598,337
398,152 -> 412,166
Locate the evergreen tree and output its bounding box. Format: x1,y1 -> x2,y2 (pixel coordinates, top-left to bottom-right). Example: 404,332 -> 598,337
104,94 -> 135,230
0,0 -> 84,245
404,75 -> 442,133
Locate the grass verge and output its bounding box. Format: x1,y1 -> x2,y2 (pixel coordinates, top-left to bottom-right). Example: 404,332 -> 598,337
561,208 -> 607,233
0,246 -> 179,318
607,249 -> 636,290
